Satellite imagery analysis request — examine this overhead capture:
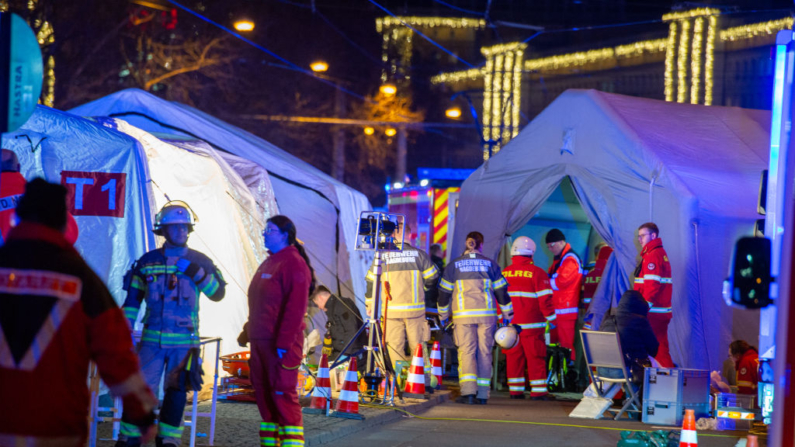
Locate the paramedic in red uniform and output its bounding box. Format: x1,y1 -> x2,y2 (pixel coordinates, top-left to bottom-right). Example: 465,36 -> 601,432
633,222 -> 674,367
502,236 -> 556,400
581,244 -> 613,329
241,215 -> 314,447
0,178 -> 157,446
545,229 -> 583,361
711,340 -> 759,395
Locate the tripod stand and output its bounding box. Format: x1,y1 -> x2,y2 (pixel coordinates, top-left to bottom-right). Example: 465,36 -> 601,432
330,248 -> 402,405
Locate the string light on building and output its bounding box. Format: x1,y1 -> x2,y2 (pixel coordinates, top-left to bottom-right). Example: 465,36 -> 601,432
720,17 -> 794,42
614,39 -> 667,58
376,16 -> 486,32
661,8 -> 720,22
482,56 -> 493,159
690,17 -> 704,104
512,49 -> 523,138
705,15 -> 718,105
524,47 -> 614,72
431,67 -> 484,84
677,19 -> 691,103
480,42 -> 526,159
664,22 -> 678,101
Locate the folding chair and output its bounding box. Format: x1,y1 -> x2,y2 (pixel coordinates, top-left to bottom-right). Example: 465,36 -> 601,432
580,330 -> 641,420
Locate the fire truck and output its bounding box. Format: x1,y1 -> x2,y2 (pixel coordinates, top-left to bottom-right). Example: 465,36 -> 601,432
386,168 -> 473,261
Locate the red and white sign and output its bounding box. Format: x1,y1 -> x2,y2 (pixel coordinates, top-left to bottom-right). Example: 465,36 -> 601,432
60,171 -> 126,218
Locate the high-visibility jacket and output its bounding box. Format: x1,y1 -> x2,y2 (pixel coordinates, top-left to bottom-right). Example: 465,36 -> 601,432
122,244 -> 226,349
503,256 -> 554,330
0,222 -> 156,446
633,237 -> 672,318
735,348 -> 759,395
547,243 -> 583,322
365,243 -> 439,319
438,251 -> 512,324
582,246 -> 613,310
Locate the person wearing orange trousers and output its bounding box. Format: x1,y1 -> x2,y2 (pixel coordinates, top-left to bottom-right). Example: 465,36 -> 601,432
240,215 -> 314,447
502,236 -> 556,400
545,229 -> 584,361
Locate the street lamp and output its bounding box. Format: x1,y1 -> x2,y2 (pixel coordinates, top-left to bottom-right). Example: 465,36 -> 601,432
380,83 -> 397,96
364,126 -> 375,135
445,107 -> 462,119
385,128 -> 397,137
310,61 -> 328,73
234,20 -> 255,32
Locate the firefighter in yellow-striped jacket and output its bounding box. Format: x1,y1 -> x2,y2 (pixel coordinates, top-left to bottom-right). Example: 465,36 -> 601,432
365,223 -> 439,379
438,231 -> 513,405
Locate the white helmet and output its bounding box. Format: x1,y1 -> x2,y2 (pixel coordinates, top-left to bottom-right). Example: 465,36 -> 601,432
511,236 -> 536,257
153,200 -> 197,235
495,326 -> 519,350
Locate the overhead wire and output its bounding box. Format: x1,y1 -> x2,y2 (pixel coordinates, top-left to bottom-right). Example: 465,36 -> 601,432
431,0 -> 484,17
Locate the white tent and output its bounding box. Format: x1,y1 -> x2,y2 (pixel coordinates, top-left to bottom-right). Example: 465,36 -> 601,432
3,106 -> 276,354
71,89 -> 373,307
453,89 -> 770,371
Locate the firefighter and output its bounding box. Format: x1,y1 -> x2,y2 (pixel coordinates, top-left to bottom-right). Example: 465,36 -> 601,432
581,244 -> 613,329
545,229 -> 584,362
241,215 -> 314,447
365,223 -> 438,383
118,201 -> 226,447
438,231 -> 512,405
633,222 -> 674,368
502,236 -> 555,400
0,178 -> 157,446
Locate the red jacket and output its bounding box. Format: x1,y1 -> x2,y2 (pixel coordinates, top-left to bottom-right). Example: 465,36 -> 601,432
0,222 -> 156,446
548,243 -> 584,321
0,171 -> 25,241
246,245 -> 312,368
633,237 -> 672,318
582,246 -> 613,310
736,348 -> 759,395
503,256 -> 555,330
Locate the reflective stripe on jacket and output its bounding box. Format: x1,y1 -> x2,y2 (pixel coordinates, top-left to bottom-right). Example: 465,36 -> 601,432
547,244 -> 583,322
437,252 -> 511,324
503,255 -> 554,328
365,243 -> 439,319
633,237 -> 672,319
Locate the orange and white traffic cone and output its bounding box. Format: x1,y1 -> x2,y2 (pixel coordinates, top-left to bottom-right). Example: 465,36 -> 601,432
303,353 -> 332,415
745,434 -> 759,447
430,341 -> 443,390
679,408 -> 698,447
403,344 -> 428,399
331,357 -> 365,420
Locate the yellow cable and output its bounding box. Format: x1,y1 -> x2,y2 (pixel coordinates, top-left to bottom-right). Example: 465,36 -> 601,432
359,403 -> 737,438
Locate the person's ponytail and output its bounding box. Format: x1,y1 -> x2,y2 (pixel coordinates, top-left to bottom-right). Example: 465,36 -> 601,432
293,241 -> 316,296
268,215 -> 317,296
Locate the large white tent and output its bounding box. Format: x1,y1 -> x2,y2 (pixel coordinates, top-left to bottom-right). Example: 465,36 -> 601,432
71,89 -> 373,307
453,89 -> 770,371
3,106 -> 274,353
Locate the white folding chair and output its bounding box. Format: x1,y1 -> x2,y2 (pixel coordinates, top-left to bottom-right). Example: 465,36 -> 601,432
580,330 -> 641,420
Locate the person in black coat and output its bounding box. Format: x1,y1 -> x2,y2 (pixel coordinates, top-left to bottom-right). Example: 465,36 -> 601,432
615,290 -> 659,381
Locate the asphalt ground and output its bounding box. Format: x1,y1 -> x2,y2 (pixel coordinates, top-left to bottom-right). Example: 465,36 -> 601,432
95,389 -> 760,447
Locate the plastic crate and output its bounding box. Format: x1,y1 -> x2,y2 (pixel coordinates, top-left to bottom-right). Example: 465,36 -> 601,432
715,393 -> 756,431
642,400 -> 711,426
643,367 -> 710,406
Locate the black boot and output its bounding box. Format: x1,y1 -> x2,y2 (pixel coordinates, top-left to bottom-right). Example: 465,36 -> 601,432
156,437 -> 179,447
455,394 -> 476,405
531,394 -> 556,401
510,394 -> 525,400
116,439 -> 141,447
477,398 -> 488,405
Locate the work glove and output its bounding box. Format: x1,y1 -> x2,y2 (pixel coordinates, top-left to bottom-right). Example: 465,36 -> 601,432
277,348 -> 286,359
176,258 -> 203,281
177,348 -> 204,392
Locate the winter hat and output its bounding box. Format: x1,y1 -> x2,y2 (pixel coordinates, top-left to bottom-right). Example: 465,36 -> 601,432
16,178 -> 68,230
545,229 -> 565,244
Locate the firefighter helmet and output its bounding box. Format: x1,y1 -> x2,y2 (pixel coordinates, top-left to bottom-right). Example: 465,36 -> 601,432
153,200 -> 197,235
511,236 -> 536,257
494,325 -> 520,350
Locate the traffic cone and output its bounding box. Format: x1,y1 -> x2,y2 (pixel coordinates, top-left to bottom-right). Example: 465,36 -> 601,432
303,353 -> 332,415
745,434 -> 759,447
679,408 -> 698,447
430,341 -> 443,390
403,344 -> 428,399
331,357 -> 365,420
